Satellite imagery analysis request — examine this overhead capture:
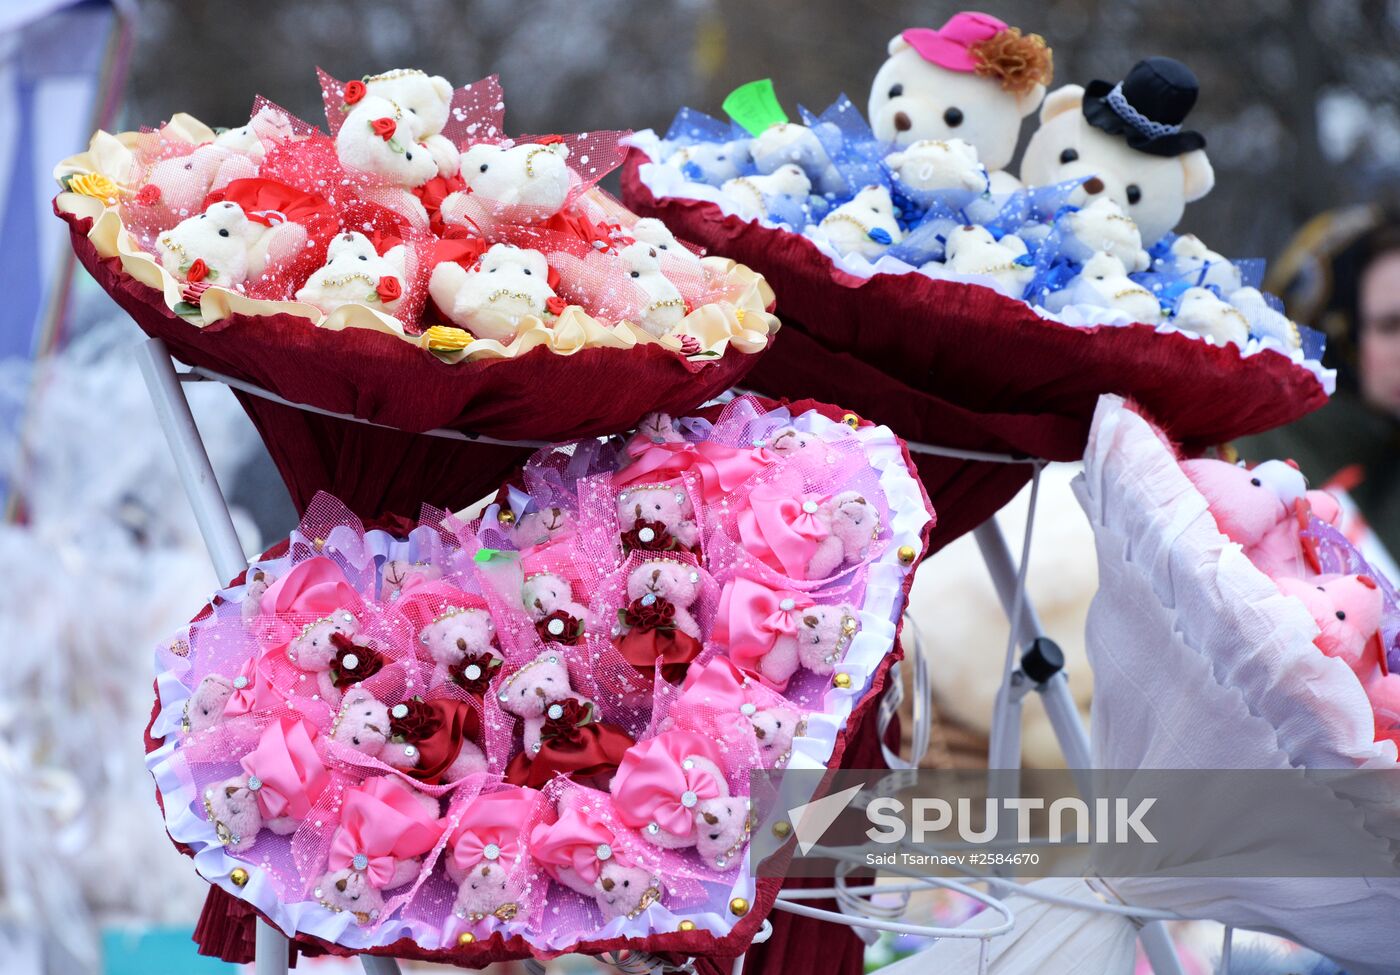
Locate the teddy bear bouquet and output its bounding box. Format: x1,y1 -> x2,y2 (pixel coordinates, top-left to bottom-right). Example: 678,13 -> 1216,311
145,395 -> 933,963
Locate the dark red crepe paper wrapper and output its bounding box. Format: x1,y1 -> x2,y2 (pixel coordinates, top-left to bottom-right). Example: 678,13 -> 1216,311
142,401 -> 933,971
621,148 -> 1331,552
60,203 -> 764,523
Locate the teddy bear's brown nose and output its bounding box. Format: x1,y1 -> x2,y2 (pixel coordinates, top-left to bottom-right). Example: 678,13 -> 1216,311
893,111 -> 911,132
1082,176 -> 1105,195
535,686 -> 547,698
601,877 -> 615,891
457,637 -> 467,651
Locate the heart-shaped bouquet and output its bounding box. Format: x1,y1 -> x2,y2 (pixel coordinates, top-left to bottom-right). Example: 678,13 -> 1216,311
145,395 -> 934,965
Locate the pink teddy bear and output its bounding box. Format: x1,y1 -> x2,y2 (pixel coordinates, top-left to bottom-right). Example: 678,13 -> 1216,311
417,605 -> 499,688
636,752 -> 751,869
616,484 -> 700,553
240,568 -> 274,620
448,859 -> 521,923
381,560 -> 442,601
331,687 -> 488,783
767,425 -> 826,459
521,571 -> 589,634
184,674 -> 235,732
760,603 -> 860,685
202,776 -> 295,853
628,412 -> 684,448
625,560 -> 703,640
315,786 -> 439,923
750,704 -> 807,768
285,609 -> 361,707
497,651 -> 594,755
513,505 -> 574,550
536,790 -> 663,920
806,492 -> 880,578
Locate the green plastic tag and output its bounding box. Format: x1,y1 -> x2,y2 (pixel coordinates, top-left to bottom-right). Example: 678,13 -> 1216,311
723,79 -> 788,137
473,548 -> 505,564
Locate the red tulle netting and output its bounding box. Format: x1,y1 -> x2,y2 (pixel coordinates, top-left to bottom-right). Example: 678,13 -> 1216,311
620,148 -> 1332,552
142,395 -> 933,967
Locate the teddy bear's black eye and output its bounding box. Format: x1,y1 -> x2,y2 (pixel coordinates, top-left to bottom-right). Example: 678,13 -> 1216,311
523,268 -> 531,275
409,107 -> 417,114
405,151 -> 413,160
1336,610 -> 1346,621
352,736 -> 361,745
659,244 -> 668,249
480,164 -> 489,173
709,832 -> 719,840
359,255 -> 367,261
622,879 -> 630,887
1126,184 -> 1142,205
1250,477 -> 1262,487
1060,148 -> 1079,164
888,83 -> 903,98
943,107 -> 963,128
184,162 -> 193,171
219,228 -> 230,237
717,154 -> 726,161
630,270 -> 640,278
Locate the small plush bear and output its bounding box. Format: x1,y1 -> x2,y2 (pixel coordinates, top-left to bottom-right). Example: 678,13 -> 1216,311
767,425 -> 827,459
671,138 -> 752,186
1172,287 -> 1250,348
202,718 -> 329,853
212,105 -> 296,162
625,560 -> 703,640
315,782 -> 439,923
807,491 -> 880,579
143,144 -> 258,218
869,16 -> 1051,180
184,674 -> 235,732
1229,288 -> 1300,350
615,745 -> 750,869
760,604 -> 859,685
751,122 -> 846,197
618,242 -> 686,337
924,225 -> 1033,298
456,140 -> 573,215
241,568 -> 274,620
381,559 -> 442,601
295,230 -> 408,316
1019,58 -> 1214,246
1167,234 -> 1242,292
884,137 -> 989,196
595,860 -> 663,920
362,68 -> 458,177
204,776 -> 294,852
417,605 -> 499,688
1056,197 -> 1150,272
285,608 -> 362,706
616,484 -> 700,553
156,200 -> 307,288
497,651 -> 593,754
1045,251 -> 1161,324
722,164 -> 812,222
521,572 -> 590,640
428,242 -> 557,343
335,95 -> 437,222
817,184 -> 904,260
512,505 -> 574,550
331,687 -> 488,782
630,218 -> 704,275
751,705 -> 808,768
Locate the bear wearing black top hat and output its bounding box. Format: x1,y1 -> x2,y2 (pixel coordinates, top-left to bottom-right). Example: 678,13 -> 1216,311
1020,56 -> 1215,245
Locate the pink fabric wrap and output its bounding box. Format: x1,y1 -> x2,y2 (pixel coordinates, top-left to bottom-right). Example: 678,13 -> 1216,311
529,804 -> 618,885
221,651 -> 280,718
901,12 -> 1008,71
713,576 -> 815,678
736,483 -> 829,578
677,657 -> 763,725
447,787 -> 538,871
260,556 -> 363,618
610,730 -> 726,838
239,716 -> 330,822
615,437 -> 772,503
328,778 -> 444,888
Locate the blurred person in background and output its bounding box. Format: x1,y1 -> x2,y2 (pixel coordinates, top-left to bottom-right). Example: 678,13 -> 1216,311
1242,205 -> 1400,557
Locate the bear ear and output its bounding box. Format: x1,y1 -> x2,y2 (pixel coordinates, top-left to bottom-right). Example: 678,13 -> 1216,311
1179,149 -> 1215,203
887,33 -> 911,56
1015,83 -> 1048,119
1039,84 -> 1085,124
431,75 -> 453,101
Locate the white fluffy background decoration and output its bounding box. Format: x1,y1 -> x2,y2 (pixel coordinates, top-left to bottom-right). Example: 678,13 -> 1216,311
0,320 -> 262,971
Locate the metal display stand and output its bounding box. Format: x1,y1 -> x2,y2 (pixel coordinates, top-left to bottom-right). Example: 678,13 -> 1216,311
136,335 -> 1201,974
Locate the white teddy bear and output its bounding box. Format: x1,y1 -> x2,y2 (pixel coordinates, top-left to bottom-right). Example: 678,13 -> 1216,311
1229,287 -> 1300,350
618,241 -> 686,337
924,225 -> 1033,298
156,200 -> 307,289
751,122 -> 846,197
1172,286 -> 1250,348
1045,251 -> 1161,323
455,140 -> 572,216
868,16 -> 1051,187
213,105 -> 296,163
1167,234 -> 1242,292
721,164 -> 811,223
428,243 -> 556,342
884,137 -> 988,196
362,68 -> 458,177
630,218 -> 704,275
1057,197 -> 1149,272
295,231 -> 409,316
1019,58 -> 1214,247
671,139 -> 752,186
817,184 -> 904,260
143,145 -> 258,218
335,95 -> 436,225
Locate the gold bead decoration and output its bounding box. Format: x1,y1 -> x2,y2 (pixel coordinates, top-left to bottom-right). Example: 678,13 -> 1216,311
897,545 -> 917,566
457,932 -> 476,946
729,897 -> 750,916
841,412 -> 860,429
497,508 -> 516,526
678,919 -> 697,932
772,820 -> 792,838
833,673 -> 853,689
229,868 -> 249,888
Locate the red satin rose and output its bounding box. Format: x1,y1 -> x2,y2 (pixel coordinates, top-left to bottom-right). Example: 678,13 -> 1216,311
536,611 -> 584,646
621,517 -> 676,553
545,295 -> 567,316
181,280 -> 210,305
389,698 -> 442,742
621,595 -> 676,632
135,183 -> 162,205
376,276 -> 402,302
185,258 -> 209,283
537,134 -> 565,145
448,652 -> 500,695
540,698 -> 593,746
329,632 -> 385,688
370,117 -> 397,140
678,335 -> 701,356
343,79 -> 367,105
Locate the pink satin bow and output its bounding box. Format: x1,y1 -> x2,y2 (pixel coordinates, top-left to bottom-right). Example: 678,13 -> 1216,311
260,556 -> 362,618
616,438 -> 772,503
714,576 -> 815,683
220,651 -> 279,718
736,483 -> 829,578
328,777 -> 444,888
677,657 -> 760,719
239,716 -> 329,821
529,803 -> 617,884
611,730 -> 726,837
447,787 -> 537,872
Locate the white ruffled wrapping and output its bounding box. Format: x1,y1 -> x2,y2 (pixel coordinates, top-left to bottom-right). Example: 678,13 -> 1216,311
143,405 -> 932,951
625,131 -> 1335,395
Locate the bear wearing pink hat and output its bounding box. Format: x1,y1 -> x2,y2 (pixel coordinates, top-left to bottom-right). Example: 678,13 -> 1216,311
868,12 -> 1052,187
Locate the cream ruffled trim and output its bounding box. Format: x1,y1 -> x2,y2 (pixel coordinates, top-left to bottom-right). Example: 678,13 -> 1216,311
55,122 -> 780,362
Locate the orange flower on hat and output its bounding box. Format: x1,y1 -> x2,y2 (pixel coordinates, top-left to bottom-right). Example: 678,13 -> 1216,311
971,28 -> 1053,95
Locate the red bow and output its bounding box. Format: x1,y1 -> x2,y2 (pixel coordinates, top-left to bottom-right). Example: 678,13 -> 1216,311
398,698 -> 482,785
617,623 -> 702,685
503,702 -> 634,790
202,178 -> 334,228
